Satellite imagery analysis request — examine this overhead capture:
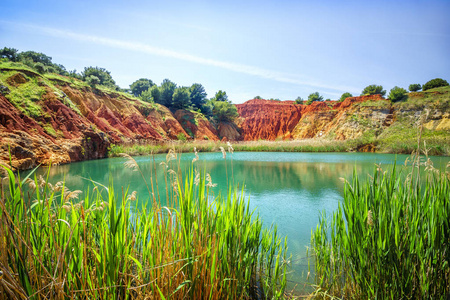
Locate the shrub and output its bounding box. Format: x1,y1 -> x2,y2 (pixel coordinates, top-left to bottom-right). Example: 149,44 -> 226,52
295,96 -> 303,104
86,75 -> 100,87
34,62 -> 47,74
408,83 -> 421,92
339,92 -> 353,102
422,78 -> 449,91
177,132 -> 187,141
306,92 -> 323,105
212,100 -> 239,122
388,86 -> 408,102
361,84 -> 386,96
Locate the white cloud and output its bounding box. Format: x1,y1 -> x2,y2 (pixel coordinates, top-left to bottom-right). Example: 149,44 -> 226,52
6,22 -> 359,93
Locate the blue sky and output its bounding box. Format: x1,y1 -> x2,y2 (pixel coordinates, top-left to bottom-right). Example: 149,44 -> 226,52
1,0 -> 449,103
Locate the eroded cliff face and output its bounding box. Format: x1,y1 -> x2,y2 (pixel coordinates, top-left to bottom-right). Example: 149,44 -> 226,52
0,70 -> 194,170
236,99 -> 302,140
1,68 -> 448,170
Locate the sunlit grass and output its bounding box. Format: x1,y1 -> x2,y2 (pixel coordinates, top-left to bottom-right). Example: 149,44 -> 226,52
0,150 -> 288,299
311,147 -> 450,299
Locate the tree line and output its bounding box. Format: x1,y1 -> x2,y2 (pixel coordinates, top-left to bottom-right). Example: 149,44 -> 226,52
0,47 -> 239,122
293,79 -> 448,105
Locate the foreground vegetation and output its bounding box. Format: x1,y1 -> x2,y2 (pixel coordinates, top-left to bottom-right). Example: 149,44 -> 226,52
312,149 -> 450,298
0,152 -> 288,299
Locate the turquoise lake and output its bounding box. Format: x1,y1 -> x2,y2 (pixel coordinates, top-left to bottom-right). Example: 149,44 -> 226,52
23,151 -> 450,292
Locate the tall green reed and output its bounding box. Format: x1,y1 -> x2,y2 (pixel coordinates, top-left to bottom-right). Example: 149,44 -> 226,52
0,148 -> 288,299
311,148 -> 450,299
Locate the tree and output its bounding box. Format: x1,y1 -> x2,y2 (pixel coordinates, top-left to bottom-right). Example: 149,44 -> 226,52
0,47 -> 18,61
306,92 -> 323,105
361,85 -> 386,96
388,86 -> 408,102
408,83 -> 422,92
160,79 -> 177,107
172,87 -> 192,109
18,51 -> 53,66
189,83 -> 207,109
339,92 -> 353,102
86,75 -> 100,87
254,96 -> 262,99
82,67 -> 117,89
211,90 -> 229,102
422,78 -> 449,91
34,62 -> 47,74
295,96 -> 303,104
130,78 -> 155,97
212,101 -> 238,122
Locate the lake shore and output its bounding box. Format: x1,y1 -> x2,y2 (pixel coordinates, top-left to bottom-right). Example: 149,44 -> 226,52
108,137 -> 450,158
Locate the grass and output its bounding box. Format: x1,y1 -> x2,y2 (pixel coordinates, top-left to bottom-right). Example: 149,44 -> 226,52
311,147 -> 450,299
0,150 -> 288,299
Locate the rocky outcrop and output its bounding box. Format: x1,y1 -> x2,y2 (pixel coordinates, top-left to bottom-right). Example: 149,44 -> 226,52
236,99 -> 302,140
174,110 -> 219,141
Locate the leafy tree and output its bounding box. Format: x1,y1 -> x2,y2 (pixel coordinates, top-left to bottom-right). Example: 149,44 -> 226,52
34,62 -> 47,74
189,83 -> 207,109
408,83 -> 421,92
0,47 -> 19,61
361,84 -> 386,96
339,92 -> 353,102
68,69 -> 82,80
160,79 -> 177,107
211,90 -> 229,102
130,78 -> 155,97
140,89 -> 153,103
295,96 -> 303,104
388,86 -> 408,102
82,67 -> 117,89
18,51 -> 53,66
306,92 -> 323,105
172,87 -> 192,109
86,75 -> 100,87
422,78 -> 449,91
212,101 -> 238,122
254,96 -> 262,99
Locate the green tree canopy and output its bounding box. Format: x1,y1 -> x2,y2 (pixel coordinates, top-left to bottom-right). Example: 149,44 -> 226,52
211,90 -> 229,102
212,101 -> 239,122
306,92 -> 323,105
422,78 -> 449,91
130,78 -> 155,97
254,96 -> 262,99
295,96 -> 303,104
82,67 -> 117,89
408,83 -> 422,92
0,47 -> 18,61
172,87 -> 192,110
86,75 -> 101,87
388,86 -> 408,102
361,85 -> 386,96
160,79 -> 177,107
34,62 -> 47,74
339,92 -> 353,102
189,83 -> 207,109
18,51 -> 53,66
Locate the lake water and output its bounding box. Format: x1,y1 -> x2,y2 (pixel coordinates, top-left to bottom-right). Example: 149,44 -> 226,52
23,152 -> 449,293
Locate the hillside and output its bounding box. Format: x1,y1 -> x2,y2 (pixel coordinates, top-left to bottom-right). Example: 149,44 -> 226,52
1,64 -> 449,170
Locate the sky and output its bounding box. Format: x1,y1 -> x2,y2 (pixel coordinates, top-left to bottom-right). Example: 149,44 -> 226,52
1,0 -> 449,104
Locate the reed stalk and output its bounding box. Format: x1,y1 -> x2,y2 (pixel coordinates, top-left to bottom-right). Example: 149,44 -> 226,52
0,154 -> 288,299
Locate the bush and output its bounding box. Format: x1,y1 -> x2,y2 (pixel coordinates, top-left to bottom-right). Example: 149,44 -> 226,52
34,62 -> 47,74
177,132 -> 187,141
422,78 -> 449,91
295,96 -> 303,104
130,78 -> 154,97
212,101 -> 239,122
86,75 -> 101,87
408,83 -> 421,92
361,84 -> 386,96
388,86 -> 408,102
82,66 -> 117,89
306,92 -> 323,105
339,92 -> 353,102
